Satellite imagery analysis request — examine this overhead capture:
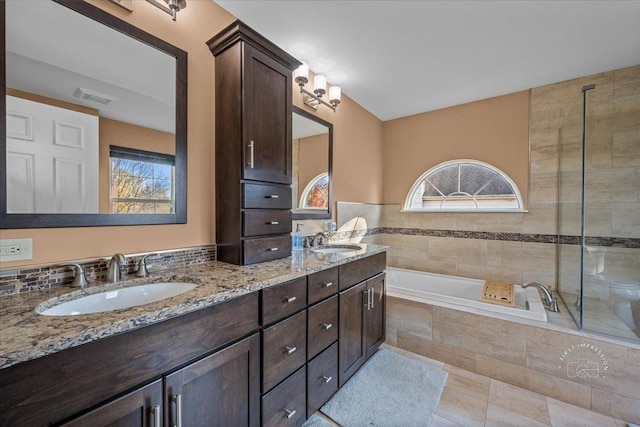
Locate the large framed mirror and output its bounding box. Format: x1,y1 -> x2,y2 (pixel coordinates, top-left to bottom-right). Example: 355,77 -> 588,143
1,0 -> 187,228
292,106 -> 332,220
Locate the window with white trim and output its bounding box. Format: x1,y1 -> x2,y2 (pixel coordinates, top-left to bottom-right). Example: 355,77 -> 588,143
404,160 -> 523,211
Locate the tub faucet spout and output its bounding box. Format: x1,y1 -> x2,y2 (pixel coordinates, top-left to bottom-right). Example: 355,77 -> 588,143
521,282 -> 560,313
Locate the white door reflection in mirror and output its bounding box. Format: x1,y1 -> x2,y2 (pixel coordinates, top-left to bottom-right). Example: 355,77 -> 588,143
6,95 -> 98,213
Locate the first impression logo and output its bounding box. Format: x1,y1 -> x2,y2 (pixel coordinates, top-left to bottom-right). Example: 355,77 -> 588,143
559,342 -> 608,379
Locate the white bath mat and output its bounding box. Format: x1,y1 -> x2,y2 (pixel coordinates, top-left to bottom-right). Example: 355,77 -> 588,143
320,348 -> 448,426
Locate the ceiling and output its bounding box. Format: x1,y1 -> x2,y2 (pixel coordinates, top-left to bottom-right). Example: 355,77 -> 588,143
215,1 -> 640,121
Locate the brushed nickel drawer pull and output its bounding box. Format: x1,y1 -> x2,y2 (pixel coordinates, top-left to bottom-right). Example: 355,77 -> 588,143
284,346 -> 297,355
320,374 -> 332,384
267,221 -> 279,225
322,323 -> 333,330
171,394 -> 182,427
152,405 -> 161,427
370,288 -> 375,309
266,194 -> 279,199
283,296 -> 297,303
268,247 -> 279,252
284,408 -> 296,419
323,281 -> 334,287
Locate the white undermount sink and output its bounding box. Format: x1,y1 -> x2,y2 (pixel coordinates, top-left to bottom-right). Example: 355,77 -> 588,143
37,282 -> 197,316
311,244 -> 363,254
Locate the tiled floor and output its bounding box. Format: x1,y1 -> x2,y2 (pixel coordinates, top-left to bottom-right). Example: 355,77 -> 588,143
313,344 -> 636,427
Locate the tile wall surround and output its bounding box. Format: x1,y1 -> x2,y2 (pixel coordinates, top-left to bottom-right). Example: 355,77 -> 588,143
0,245 -> 216,296
386,296 -> 640,424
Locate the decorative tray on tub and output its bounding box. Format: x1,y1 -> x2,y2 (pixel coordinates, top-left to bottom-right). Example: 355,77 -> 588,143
480,280 -> 515,307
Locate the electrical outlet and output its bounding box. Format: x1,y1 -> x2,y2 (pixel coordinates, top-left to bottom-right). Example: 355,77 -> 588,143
0,238 -> 33,262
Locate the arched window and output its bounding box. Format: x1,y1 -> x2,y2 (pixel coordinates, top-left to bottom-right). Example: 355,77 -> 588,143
404,160 -> 523,211
299,173 -> 329,209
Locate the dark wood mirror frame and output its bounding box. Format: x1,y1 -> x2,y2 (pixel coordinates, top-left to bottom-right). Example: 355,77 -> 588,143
292,105 -> 332,220
0,0 -> 187,229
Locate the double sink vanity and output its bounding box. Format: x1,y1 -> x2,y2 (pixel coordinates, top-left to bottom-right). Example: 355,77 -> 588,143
0,246 -> 387,426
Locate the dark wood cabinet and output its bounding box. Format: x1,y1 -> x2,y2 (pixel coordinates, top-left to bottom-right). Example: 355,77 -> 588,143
261,367 -> 306,427
263,311 -> 307,392
61,380 -> 163,427
307,343 -> 338,418
338,254 -> 386,387
208,21 -> 301,265
164,333 -> 261,427
307,295 -> 338,360
338,281 -> 367,386
366,273 -> 386,358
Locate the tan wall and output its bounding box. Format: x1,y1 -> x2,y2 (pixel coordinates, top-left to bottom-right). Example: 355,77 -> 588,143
382,91 -> 530,207
1,0 -> 235,267
98,118 -> 175,213
293,73 -> 384,210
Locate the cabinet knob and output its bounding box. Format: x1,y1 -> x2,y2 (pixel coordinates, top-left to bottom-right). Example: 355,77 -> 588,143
284,346 -> 297,355
283,296 -> 297,303
322,323 -> 333,330
268,247 -> 279,252
323,281 -> 334,288
284,408 -> 296,419
320,374 -> 333,384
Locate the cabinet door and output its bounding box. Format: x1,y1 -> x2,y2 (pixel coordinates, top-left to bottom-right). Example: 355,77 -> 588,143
242,43 -> 292,184
338,282 -> 367,386
366,273 -> 386,359
61,380 -> 162,427
164,333 -> 260,427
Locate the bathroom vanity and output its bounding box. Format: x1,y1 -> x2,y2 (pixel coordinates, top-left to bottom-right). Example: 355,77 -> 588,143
0,247 -> 386,426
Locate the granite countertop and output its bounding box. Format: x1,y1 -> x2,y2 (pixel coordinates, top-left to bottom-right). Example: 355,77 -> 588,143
0,244 -> 388,370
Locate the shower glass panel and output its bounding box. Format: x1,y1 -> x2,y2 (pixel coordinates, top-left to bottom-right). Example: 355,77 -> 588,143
558,84 -> 640,342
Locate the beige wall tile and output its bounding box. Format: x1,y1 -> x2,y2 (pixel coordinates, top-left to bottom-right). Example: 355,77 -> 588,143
433,307 -> 527,365
525,368 -> 592,409
612,126 -> 640,168
611,202 -> 640,238
397,330 -> 432,359
547,397 -> 618,427
475,354 -> 528,388
386,295 -> 433,341
522,203 -> 557,235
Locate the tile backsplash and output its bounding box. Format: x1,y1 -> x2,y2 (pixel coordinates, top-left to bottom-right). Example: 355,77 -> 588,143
0,245 -> 216,296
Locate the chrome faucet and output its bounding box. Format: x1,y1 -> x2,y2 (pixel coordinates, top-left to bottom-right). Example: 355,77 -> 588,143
521,282 -> 560,312
58,263 -> 89,288
106,253 -> 126,283
311,232 -> 329,247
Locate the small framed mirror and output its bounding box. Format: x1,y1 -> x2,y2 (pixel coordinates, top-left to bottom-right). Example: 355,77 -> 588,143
1,0 -> 187,228
292,106 -> 332,220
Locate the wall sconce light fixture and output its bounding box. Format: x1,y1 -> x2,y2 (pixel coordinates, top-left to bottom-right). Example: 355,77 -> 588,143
146,0 -> 186,21
294,61 -> 341,112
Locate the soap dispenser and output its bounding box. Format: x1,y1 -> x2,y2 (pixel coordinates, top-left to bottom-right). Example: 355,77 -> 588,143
292,223 -> 304,252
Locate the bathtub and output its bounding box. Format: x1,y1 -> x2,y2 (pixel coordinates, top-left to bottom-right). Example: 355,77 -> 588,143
386,267 -> 548,321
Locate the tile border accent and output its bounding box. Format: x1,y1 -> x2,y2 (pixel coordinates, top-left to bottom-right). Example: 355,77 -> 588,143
0,245 -> 216,296
357,227 -> 639,249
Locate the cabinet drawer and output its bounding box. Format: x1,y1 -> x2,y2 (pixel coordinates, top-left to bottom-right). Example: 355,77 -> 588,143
243,235 -> 291,265
307,295 -> 338,360
243,182 -> 292,209
262,277 -> 307,325
308,267 -> 338,305
263,310 -> 307,392
262,366 -> 306,427
307,342 -> 338,418
338,252 -> 386,291
243,210 -> 292,237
